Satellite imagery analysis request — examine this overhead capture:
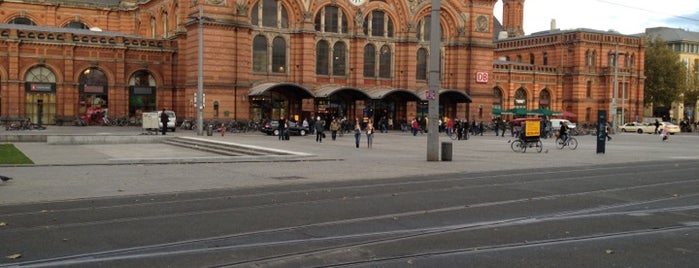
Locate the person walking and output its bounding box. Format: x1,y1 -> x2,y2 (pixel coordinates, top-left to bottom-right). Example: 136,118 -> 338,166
605,121 -> 612,141
159,109 -> 169,135
354,120 -> 362,148
315,116 -> 325,143
654,119 -> 660,134
330,118 -> 340,140
366,121 -> 375,149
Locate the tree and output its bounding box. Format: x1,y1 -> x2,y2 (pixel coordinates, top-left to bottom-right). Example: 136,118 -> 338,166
644,37 -> 687,107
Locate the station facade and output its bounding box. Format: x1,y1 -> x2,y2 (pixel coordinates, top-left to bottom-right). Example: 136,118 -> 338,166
0,0 -> 644,127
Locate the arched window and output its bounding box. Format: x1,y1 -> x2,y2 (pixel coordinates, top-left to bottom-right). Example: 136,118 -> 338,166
314,6 -> 346,33
252,35 -> 268,72
586,80 -> 592,98
251,0 -> 288,28
416,48 -> 428,80
9,17 -> 36,25
26,66 -> 57,83
363,10 -> 393,37
150,16 -> 156,38
163,11 -> 169,38
591,50 -> 597,66
64,21 -> 88,29
539,90 -> 550,109
332,42 -> 346,76
543,52 -> 548,66
363,44 -> 376,77
608,51 -> 615,67
272,36 -> 286,73
514,88 -> 527,109
516,55 -> 522,63
585,50 -> 591,66
529,53 -> 535,65
493,88 -> 503,112
379,45 -> 391,78
316,40 -> 330,75
417,16 -> 431,41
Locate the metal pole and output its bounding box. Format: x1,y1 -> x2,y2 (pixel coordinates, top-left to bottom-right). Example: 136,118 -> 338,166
610,43 -> 618,126
426,0 -> 441,161
621,74 -> 626,125
196,6 -> 204,136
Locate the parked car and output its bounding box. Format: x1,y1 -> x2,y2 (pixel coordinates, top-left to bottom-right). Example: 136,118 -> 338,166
157,110 -> 176,132
659,122 -> 680,135
620,122 -> 654,134
261,120 -> 309,136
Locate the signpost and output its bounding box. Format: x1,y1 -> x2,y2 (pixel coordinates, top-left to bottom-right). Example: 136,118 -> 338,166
597,110 -> 607,154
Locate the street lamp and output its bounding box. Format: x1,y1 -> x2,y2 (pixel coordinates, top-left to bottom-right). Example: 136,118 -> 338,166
189,6 -> 213,136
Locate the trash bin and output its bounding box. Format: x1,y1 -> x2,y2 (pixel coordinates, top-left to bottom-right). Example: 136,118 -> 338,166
441,142 -> 452,161
206,124 -> 214,136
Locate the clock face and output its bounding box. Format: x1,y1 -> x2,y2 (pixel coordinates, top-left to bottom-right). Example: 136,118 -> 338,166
349,0 -> 366,6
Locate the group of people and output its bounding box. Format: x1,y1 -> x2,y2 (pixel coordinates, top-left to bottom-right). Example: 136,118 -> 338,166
277,116 -> 376,148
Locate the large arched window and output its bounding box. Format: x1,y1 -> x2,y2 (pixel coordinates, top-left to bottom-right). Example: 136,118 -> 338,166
252,35 -> 268,72
314,6 -> 347,33
272,36 -> 286,73
363,10 -> 393,37
64,21 -> 88,29
316,40 -> 330,75
150,16 -> 157,38
363,44 -> 376,77
416,48 -> 428,80
9,17 -> 36,25
378,45 -> 391,78
332,42 -> 346,76
26,66 -> 57,83
514,88 -> 527,109
417,16 -> 431,41
251,0 -> 289,28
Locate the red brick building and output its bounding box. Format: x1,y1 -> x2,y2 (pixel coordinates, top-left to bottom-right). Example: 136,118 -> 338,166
0,0 -> 644,127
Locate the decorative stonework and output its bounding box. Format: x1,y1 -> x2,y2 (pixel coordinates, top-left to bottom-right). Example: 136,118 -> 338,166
236,0 -> 248,16
476,14 -> 488,32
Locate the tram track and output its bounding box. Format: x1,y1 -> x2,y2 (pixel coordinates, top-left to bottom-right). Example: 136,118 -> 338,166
2,160 -> 699,267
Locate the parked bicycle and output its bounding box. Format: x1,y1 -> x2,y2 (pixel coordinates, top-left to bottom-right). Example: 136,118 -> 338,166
555,136 -> 578,150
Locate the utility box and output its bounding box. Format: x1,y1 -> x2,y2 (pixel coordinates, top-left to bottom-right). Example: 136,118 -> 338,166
142,112 -> 159,134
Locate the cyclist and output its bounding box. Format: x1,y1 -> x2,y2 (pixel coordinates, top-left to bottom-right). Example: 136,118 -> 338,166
558,121 -> 569,144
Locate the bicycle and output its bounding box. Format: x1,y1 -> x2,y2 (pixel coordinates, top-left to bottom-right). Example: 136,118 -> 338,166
510,136 -> 543,153
555,136 -> 578,150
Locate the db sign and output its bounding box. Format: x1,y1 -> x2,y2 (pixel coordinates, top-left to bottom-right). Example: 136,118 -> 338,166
476,72 -> 489,83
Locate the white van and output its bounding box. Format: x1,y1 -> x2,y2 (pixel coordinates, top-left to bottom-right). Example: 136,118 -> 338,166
549,119 -> 576,131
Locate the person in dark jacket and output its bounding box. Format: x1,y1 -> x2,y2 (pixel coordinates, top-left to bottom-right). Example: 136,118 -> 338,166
315,116 -> 325,142
159,109 -> 169,135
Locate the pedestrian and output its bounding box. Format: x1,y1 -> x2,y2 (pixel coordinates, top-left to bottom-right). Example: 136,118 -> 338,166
354,120 -> 362,148
654,119 -> 660,134
330,118 -> 340,140
660,125 -> 669,142
479,121 -> 484,136
494,118 -> 501,136
278,116 -> 286,140
605,121 -> 612,141
411,118 -> 419,136
366,121 -> 375,148
159,109 -> 169,135
315,116 -> 325,142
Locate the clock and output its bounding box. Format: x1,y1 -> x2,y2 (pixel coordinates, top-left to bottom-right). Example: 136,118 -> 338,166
349,0 -> 366,6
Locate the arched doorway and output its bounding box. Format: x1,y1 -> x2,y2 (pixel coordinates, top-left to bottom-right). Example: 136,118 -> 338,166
128,70 -> 157,118
24,66 -> 57,125
78,67 -> 108,125
249,83 -> 314,123
539,89 -> 551,109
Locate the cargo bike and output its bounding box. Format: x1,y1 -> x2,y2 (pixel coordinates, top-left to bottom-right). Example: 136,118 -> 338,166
510,118 -> 544,153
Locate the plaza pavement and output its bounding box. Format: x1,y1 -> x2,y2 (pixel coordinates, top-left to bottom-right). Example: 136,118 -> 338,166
1,125 -> 699,204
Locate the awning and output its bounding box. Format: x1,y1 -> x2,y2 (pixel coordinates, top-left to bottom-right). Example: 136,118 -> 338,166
314,85 -> 371,99
365,86 -> 420,100
434,89 -> 473,103
249,82 -> 315,98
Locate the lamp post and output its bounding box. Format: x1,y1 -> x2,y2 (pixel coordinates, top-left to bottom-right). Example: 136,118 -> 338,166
189,6 -> 213,136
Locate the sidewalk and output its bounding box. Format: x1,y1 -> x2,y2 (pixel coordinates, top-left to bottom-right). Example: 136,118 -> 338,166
1,126 -> 698,204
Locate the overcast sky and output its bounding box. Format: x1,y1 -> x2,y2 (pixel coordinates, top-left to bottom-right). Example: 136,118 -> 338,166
493,0 -> 699,35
